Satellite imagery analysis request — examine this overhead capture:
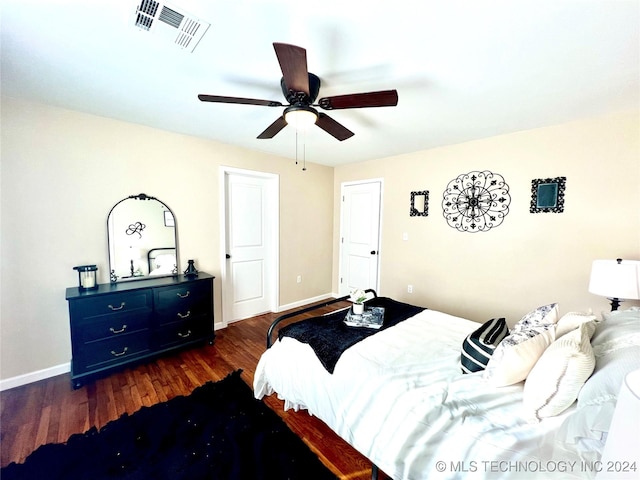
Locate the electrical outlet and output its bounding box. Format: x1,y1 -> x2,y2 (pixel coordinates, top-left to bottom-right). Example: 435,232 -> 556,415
297,275 -> 302,284
407,284 -> 413,293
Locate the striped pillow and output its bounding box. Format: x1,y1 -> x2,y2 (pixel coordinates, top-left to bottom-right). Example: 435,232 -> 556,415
461,318 -> 509,374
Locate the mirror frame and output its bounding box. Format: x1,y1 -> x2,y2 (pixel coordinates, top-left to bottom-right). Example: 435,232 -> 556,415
410,190 -> 429,217
530,177 -> 566,214
107,193 -> 179,282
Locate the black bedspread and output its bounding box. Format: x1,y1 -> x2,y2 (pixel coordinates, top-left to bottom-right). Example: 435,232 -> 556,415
278,297 -> 425,373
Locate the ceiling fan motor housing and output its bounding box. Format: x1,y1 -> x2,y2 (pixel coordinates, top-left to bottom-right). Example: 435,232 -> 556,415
281,73 -> 321,104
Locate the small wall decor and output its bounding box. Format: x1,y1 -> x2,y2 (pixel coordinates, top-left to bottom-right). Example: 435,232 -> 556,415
126,221 -> 146,239
530,177 -> 566,213
442,170 -> 511,232
410,190 -> 429,216
164,210 -> 175,227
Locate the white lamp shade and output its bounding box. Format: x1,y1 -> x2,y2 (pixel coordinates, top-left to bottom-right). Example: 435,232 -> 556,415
596,368 -> 640,479
589,260 -> 640,300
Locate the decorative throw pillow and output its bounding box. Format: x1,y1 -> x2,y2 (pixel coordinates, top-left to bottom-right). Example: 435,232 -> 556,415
460,318 -> 509,374
483,303 -> 559,386
523,321 -> 597,422
555,311 -> 598,338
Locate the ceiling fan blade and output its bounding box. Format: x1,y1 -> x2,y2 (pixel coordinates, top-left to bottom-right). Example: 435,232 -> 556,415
318,89 -> 398,110
257,116 -> 288,139
273,43 -> 310,96
198,94 -> 283,107
316,113 -> 354,141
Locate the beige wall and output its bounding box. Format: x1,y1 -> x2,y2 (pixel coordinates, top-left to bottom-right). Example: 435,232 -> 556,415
333,111 -> 640,324
1,97 -> 638,385
0,97 -> 334,381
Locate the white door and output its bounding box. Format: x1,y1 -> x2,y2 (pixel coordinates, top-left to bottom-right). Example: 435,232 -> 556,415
339,181 -> 382,296
222,170 -> 278,323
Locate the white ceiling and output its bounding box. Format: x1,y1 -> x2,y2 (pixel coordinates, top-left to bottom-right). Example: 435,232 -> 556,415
1,0 -> 638,167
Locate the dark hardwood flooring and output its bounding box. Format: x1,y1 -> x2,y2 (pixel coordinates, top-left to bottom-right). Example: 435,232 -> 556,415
0,300 -> 389,479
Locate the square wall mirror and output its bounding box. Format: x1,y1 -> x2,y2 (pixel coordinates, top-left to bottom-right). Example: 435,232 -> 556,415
530,177 -> 566,213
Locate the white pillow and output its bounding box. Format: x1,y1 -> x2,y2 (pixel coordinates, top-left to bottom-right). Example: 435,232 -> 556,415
154,253 -> 176,268
523,321 -> 597,422
556,311 -> 640,448
555,311 -> 598,338
591,307 -> 640,357
484,303 -> 559,386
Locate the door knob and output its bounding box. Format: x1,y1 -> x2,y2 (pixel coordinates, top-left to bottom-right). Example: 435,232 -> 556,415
226,254 -> 231,259
370,250 -> 378,255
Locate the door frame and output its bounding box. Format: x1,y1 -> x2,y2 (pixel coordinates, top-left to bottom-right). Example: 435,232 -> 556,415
337,178 -> 384,296
219,166 -> 279,326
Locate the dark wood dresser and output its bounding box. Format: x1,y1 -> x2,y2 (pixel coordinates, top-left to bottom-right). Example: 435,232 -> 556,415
66,273 -> 214,388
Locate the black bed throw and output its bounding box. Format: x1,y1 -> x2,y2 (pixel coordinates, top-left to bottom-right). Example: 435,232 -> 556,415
278,297 -> 425,373
1,370 -> 337,480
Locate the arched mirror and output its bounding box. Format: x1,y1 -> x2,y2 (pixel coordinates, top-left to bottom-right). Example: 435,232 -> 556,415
107,193 -> 179,282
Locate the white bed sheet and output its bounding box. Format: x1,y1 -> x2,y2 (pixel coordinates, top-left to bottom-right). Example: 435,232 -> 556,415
254,309 -> 591,480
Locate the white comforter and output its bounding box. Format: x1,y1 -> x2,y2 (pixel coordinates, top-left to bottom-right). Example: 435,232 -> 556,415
254,309 -> 589,480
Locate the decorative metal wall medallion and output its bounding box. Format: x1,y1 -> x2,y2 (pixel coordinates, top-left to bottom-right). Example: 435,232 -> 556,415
441,170 -> 511,232
410,190 -> 429,216
530,177 -> 566,213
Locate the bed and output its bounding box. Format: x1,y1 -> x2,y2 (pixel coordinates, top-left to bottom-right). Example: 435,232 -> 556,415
147,247 -> 177,276
254,293 -> 640,480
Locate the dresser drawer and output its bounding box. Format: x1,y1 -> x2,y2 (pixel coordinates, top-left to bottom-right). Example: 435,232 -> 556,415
70,290 -> 153,322
73,333 -> 151,373
153,316 -> 211,349
73,310 -> 151,343
154,281 -> 212,326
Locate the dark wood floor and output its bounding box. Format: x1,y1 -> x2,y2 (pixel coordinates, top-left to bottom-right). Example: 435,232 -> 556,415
0,300 -> 388,479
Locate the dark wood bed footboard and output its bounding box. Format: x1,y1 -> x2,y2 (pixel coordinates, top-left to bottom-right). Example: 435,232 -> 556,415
266,289 -> 378,348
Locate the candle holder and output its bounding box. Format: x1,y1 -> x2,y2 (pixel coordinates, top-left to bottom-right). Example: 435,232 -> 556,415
73,265 -> 98,290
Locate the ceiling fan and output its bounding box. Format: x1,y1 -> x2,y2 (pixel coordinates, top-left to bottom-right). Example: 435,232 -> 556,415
198,42 -> 398,141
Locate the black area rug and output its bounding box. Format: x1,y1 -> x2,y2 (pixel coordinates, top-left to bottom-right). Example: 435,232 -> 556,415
1,370 -> 337,480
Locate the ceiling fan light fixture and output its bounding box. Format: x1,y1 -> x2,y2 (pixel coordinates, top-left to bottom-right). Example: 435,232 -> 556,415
284,105 -> 318,130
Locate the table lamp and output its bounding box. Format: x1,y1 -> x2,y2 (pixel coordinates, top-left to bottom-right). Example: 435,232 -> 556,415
588,259 -> 640,311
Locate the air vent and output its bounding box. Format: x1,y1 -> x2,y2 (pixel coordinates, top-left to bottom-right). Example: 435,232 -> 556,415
159,6 -> 183,28
132,0 -> 210,53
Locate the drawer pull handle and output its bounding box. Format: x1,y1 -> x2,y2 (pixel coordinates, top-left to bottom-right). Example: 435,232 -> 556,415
177,311 -> 191,319
108,302 -> 126,311
109,325 -> 127,334
177,291 -> 190,299
178,330 -> 192,338
110,347 -> 128,357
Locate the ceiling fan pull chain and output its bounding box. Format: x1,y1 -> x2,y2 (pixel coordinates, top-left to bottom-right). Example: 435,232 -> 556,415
302,132 -> 307,171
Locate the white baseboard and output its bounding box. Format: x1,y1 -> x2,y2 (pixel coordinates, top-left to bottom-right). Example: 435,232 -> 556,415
0,362 -> 70,392
277,292 -> 338,312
